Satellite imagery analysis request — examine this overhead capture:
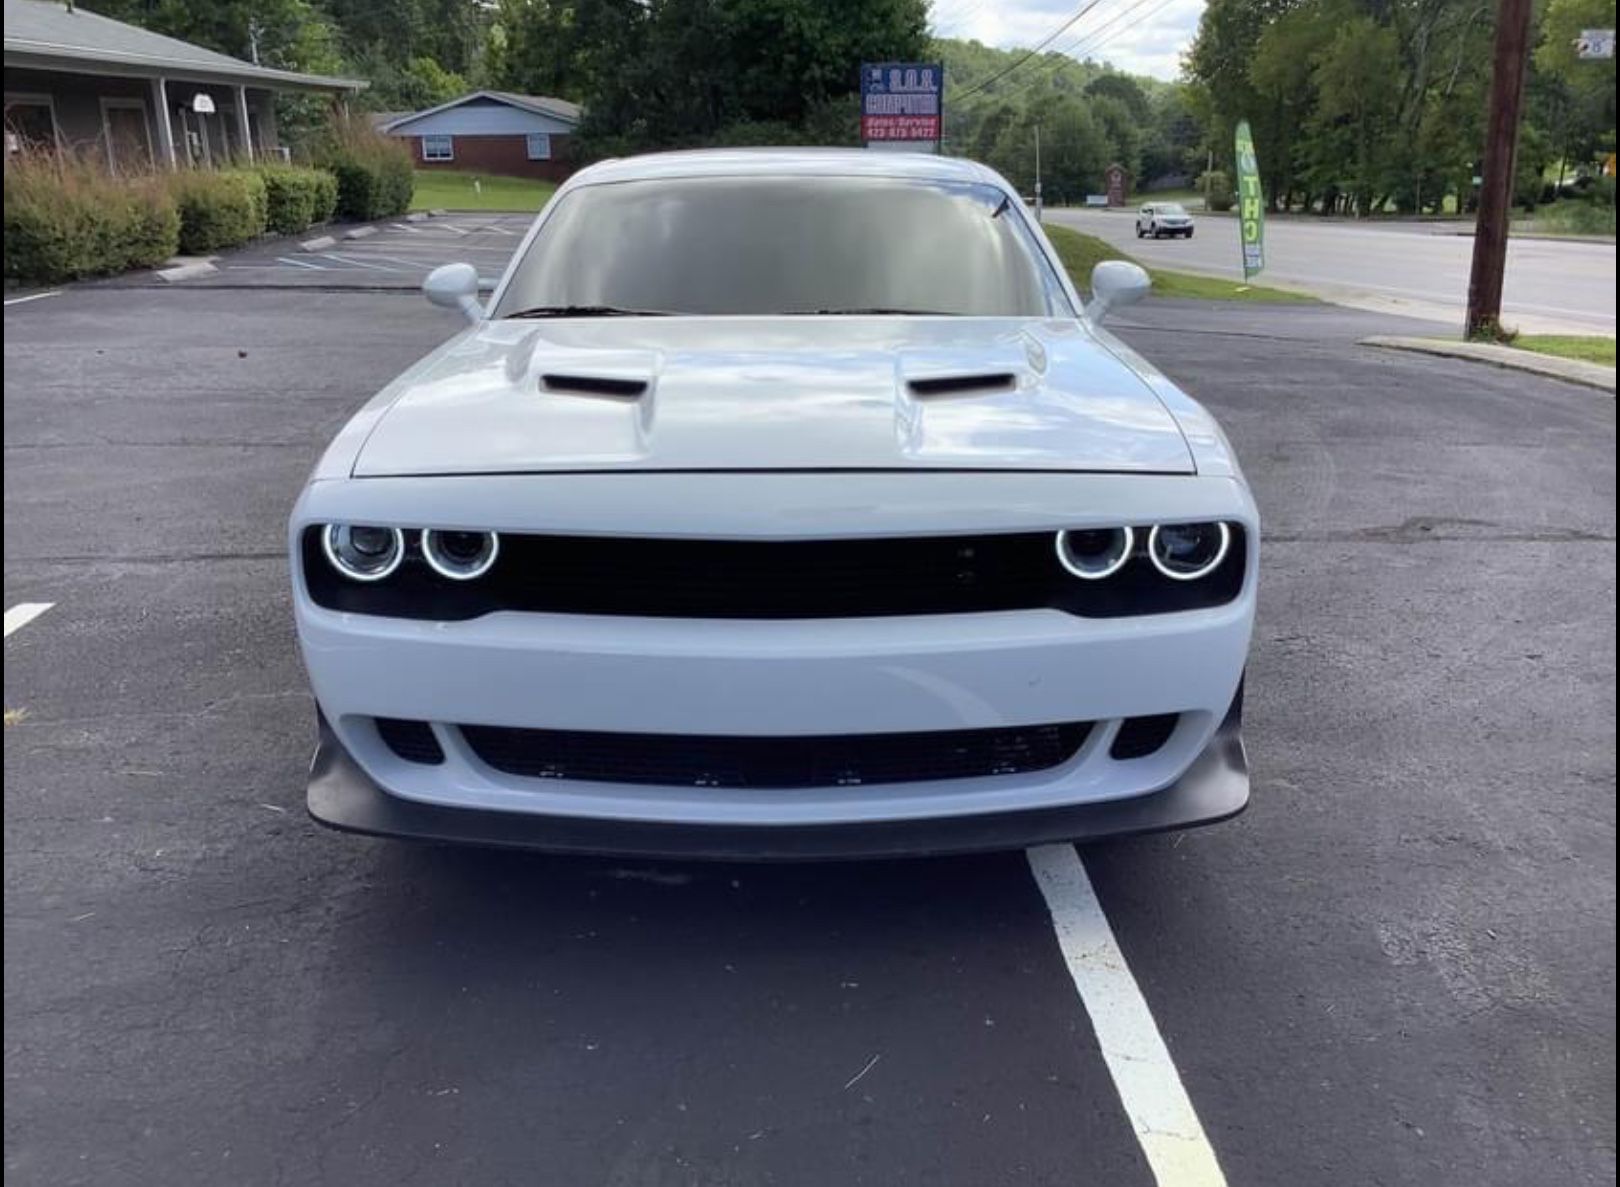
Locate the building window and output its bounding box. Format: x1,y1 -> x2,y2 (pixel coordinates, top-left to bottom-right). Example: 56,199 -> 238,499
3,93 -> 59,153
422,135 -> 454,161
526,132 -> 552,161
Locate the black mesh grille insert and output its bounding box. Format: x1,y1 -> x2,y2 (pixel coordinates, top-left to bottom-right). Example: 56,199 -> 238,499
302,525 -> 1247,622
461,721 -> 1092,789
376,718 -> 445,765
1110,714 -> 1181,761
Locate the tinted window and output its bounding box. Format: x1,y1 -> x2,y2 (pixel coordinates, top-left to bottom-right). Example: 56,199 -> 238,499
494,175 -> 1071,318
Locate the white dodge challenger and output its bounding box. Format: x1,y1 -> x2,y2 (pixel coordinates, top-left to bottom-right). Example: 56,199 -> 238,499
292,149 -> 1258,858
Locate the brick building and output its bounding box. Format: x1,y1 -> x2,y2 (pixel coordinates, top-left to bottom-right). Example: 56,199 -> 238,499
382,91 -> 581,182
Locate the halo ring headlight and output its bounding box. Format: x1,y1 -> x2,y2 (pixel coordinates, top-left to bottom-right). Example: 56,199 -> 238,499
422,528 -> 500,581
322,524 -> 405,582
1055,526 -> 1136,581
1148,522 -> 1231,582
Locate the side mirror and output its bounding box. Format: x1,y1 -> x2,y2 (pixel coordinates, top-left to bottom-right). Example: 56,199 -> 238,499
1088,260 -> 1151,324
423,262 -> 483,324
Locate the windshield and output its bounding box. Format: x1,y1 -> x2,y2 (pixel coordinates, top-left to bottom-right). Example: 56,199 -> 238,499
493,175 -> 1072,318
1159,204 -> 1189,217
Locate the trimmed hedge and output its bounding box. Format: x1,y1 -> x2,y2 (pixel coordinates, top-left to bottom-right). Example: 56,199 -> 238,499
169,169 -> 268,254
258,165 -> 339,234
4,155 -> 180,283
327,151 -> 414,220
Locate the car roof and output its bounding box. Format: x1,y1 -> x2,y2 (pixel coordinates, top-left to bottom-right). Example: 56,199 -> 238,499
567,148 -> 1002,188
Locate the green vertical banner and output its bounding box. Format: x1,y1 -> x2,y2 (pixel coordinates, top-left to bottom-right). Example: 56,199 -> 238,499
1234,120 -> 1265,279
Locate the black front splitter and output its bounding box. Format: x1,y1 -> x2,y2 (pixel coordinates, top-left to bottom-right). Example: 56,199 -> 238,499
307,700 -> 1248,861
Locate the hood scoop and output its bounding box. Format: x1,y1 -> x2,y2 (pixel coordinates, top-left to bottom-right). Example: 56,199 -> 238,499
907,371 -> 1017,398
542,372 -> 649,399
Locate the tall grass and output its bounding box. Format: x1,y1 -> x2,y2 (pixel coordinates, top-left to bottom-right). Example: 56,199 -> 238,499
315,111 -> 414,220
3,149 -> 179,283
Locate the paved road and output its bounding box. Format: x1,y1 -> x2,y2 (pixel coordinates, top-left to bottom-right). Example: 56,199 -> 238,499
1046,208 -> 1618,336
4,240 -> 1616,1186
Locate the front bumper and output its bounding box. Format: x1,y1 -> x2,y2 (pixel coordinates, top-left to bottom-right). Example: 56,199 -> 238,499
293,470 -> 1258,847
307,690 -> 1247,859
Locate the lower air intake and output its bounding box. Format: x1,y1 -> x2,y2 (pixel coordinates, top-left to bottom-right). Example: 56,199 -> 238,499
461,721 -> 1093,789
376,717 -> 445,765
1110,714 -> 1181,761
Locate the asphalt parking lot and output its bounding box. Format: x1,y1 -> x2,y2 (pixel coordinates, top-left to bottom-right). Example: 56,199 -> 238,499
4,227 -> 1616,1187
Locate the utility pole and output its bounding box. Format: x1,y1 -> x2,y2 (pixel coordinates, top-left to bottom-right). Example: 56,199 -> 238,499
1465,0 -> 1535,339
1034,124 -> 1043,221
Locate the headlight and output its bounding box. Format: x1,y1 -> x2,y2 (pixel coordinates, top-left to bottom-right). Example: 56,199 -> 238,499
1148,522 -> 1231,581
322,524 -> 404,582
422,528 -> 500,580
1055,526 -> 1135,580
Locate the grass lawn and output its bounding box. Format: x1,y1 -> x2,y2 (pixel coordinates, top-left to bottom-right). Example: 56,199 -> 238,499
410,171 -> 558,212
1042,223 -> 1315,304
1510,335 -> 1618,366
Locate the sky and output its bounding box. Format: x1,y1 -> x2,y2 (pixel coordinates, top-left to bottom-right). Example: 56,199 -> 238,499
929,0 -> 1204,82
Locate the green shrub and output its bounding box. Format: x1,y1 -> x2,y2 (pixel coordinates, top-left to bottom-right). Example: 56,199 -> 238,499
258,165 -> 339,234
310,169 -> 339,223
317,112 -> 415,220
167,169 -> 268,253
1201,170 -> 1235,213
3,152 -> 179,283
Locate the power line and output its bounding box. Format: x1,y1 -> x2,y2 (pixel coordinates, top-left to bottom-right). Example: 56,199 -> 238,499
952,0 -> 1180,115
949,0 -> 1118,104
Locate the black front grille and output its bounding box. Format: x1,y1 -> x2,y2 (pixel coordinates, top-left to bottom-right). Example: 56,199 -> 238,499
460,721 -> 1092,789
302,526 -> 1247,621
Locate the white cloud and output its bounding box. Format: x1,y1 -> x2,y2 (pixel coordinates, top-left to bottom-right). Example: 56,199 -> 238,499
931,0 -> 1204,81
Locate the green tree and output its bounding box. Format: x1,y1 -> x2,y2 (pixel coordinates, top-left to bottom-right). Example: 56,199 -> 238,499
1309,17 -> 1403,215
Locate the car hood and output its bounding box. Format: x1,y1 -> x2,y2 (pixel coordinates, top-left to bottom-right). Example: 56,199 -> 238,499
351,317 -> 1195,477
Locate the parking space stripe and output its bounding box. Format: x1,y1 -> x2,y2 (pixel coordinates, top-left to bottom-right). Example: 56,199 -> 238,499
1026,844 -> 1227,1187
4,603 -> 55,638
318,253 -> 401,273
276,256 -> 328,270
4,291 -> 62,307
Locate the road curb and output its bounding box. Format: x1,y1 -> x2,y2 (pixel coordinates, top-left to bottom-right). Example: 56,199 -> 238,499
299,234 -> 337,252
1362,336 -> 1616,393
155,260 -> 218,283
343,226 -> 378,240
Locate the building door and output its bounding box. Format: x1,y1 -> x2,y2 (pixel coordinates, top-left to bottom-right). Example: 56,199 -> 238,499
103,101 -> 153,172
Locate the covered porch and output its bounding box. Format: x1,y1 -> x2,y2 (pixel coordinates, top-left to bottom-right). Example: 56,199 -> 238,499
4,0 -> 365,171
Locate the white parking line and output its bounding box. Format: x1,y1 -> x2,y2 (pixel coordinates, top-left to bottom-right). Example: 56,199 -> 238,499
276,256 -> 328,271
318,253 -> 401,272
4,290 -> 62,307
1026,844 -> 1227,1187
4,603 -> 55,638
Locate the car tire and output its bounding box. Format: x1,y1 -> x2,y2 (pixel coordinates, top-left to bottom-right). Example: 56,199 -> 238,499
1136,226 -> 1145,238
1185,229 -> 1194,238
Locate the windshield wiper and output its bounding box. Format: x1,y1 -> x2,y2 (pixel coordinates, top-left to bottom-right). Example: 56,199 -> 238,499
504,304 -> 673,319
785,307 -> 960,316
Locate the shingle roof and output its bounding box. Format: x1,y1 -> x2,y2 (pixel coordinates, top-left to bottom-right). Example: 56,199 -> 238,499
381,89 -> 582,133
3,0 -> 366,92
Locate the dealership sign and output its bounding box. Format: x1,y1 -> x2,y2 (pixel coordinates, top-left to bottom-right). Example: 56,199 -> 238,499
861,62 -> 942,151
